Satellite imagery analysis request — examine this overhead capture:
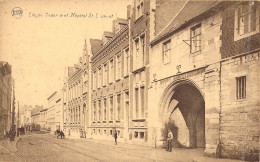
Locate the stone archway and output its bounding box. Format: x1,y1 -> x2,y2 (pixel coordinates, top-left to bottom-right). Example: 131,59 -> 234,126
160,79 -> 205,148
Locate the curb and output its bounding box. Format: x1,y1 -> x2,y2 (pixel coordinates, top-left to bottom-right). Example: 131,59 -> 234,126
13,137 -> 22,152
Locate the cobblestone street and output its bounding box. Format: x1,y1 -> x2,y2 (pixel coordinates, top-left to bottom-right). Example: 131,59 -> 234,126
0,133 -> 242,162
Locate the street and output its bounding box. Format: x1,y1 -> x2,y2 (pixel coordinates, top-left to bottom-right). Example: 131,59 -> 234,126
1,132 -> 207,162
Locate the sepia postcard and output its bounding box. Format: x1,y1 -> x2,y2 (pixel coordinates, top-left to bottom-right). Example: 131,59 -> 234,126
0,0 -> 259,161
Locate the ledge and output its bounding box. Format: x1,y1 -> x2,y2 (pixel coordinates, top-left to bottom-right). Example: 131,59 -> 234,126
132,118 -> 146,122
132,66 -> 146,74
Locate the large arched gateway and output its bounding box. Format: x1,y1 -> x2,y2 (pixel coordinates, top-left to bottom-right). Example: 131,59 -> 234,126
159,79 -> 205,148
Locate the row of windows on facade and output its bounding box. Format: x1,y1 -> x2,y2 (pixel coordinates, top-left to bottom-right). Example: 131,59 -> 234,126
162,2 -> 258,64
92,88 -> 145,122
67,107 -> 81,124
92,34 -> 146,90
92,129 -> 145,139
68,80 -> 82,102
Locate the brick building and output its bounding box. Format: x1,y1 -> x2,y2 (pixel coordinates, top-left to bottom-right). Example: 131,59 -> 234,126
90,18 -> 129,142
148,0 -> 259,161
127,0 -> 153,145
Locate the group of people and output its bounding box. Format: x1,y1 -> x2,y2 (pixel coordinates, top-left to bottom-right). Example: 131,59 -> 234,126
56,130 -> 65,139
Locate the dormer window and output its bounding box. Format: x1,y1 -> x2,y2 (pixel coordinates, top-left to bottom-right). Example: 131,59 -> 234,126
136,0 -> 144,20
234,2 -> 259,41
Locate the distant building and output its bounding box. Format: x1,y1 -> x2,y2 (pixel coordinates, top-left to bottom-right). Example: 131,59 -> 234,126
31,105 -> 43,130
39,108 -> 48,130
47,91 -> 62,134
0,62 -> 13,139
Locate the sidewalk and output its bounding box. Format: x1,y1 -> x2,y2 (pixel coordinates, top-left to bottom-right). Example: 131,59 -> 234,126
0,136 -> 21,161
77,138 -> 242,162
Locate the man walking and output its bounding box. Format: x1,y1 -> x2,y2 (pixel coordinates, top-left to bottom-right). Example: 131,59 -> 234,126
167,129 -> 173,152
114,131 -> 118,145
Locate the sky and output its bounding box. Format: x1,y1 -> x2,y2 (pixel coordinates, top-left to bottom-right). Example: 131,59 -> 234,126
0,0 -> 131,107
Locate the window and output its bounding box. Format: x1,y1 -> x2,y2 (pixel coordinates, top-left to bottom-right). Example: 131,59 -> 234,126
98,100 -> 101,121
135,39 -> 139,69
104,98 -> 107,121
103,63 -> 108,86
78,107 -> 80,123
98,67 -> 102,88
190,24 -> 201,54
236,76 -> 246,99
110,96 -> 113,120
134,35 -> 145,70
117,94 -> 121,120
238,2 -> 257,36
140,132 -> 144,139
140,87 -> 145,118
124,48 -> 130,76
109,59 -> 114,83
163,40 -> 171,64
134,132 -> 138,138
93,71 -> 97,90
140,35 -> 145,67
135,88 -> 139,119
93,101 -> 96,121
110,130 -> 113,135
136,0 -> 144,19
104,130 -> 106,135
116,54 -> 122,80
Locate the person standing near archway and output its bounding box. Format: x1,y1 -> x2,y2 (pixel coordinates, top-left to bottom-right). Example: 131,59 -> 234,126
167,129 -> 173,152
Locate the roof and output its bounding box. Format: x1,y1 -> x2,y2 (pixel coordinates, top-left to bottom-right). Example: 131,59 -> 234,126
103,31 -> 115,38
151,1 -> 221,46
31,106 -> 43,116
90,39 -> 103,55
116,18 -> 128,25
47,91 -> 57,100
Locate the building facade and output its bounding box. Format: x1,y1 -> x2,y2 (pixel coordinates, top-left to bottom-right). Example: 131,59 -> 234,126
39,108 -> 48,130
56,0 -> 259,160
148,1 -> 259,161
47,91 -> 62,134
0,62 -> 12,139
90,18 -> 129,142
63,64 -> 83,138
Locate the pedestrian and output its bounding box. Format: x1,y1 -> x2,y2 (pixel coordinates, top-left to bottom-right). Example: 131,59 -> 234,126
60,130 -> 65,139
114,131 -> 118,145
3,129 -> 6,139
167,129 -> 173,152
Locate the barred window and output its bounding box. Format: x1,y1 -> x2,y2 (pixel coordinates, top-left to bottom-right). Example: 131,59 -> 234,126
236,76 -> 246,99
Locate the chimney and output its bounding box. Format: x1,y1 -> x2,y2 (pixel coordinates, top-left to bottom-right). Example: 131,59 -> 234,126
127,5 -> 131,19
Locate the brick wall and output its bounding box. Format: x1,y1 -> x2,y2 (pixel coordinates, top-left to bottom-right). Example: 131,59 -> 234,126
220,2 -> 260,59
220,52 -> 260,161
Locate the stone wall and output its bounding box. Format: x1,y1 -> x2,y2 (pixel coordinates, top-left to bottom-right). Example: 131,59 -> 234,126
219,52 -> 260,161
